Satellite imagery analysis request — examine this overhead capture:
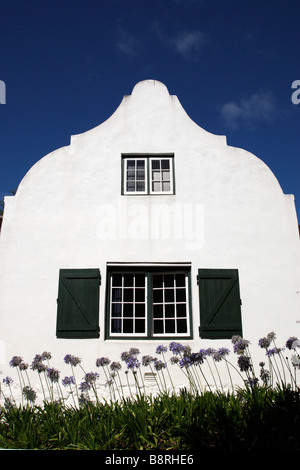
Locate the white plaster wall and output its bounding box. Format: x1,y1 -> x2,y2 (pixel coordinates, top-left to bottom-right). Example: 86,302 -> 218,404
0,80 -> 299,395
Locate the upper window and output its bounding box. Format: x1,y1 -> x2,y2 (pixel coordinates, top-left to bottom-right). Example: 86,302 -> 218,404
106,265 -> 191,339
122,155 -> 175,195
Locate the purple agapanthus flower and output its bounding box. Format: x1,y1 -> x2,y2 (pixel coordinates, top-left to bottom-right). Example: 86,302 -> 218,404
179,356 -> 192,368
245,377 -> 259,388
41,351 -> 52,361
213,347 -> 230,362
129,348 -> 140,356
84,372 -> 99,384
110,361 -> 122,371
121,351 -> 131,362
96,357 -> 111,367
258,337 -> 272,349
189,352 -> 205,365
170,356 -> 179,365
153,359 -> 167,371
46,367 -> 60,383
126,357 -> 140,370
169,342 -> 185,355
232,338 -> 250,355
237,355 -> 251,372
64,354 -> 81,367
62,376 -> 76,387
3,376 -> 13,385
142,355 -> 155,366
266,347 -> 283,357
9,356 -> 24,368
156,345 -> 168,355
286,337 -> 299,350
22,385 -> 37,403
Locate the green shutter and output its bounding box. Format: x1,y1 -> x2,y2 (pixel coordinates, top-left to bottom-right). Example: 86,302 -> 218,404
198,268 -> 242,339
56,269 -> 100,339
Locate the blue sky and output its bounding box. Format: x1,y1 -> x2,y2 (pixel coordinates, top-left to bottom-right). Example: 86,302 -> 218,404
1,0 -> 299,221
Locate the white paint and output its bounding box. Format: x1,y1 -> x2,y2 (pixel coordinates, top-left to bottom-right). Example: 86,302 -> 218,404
0,80 -> 299,395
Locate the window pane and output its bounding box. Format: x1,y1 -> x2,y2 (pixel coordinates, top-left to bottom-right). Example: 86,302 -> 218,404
151,160 -> 160,170
127,160 -> 135,168
135,273 -> 145,287
111,319 -> 121,333
164,289 -> 174,303
136,170 -> 145,180
161,160 -> 170,169
153,319 -> 163,334
124,288 -> 134,302
112,274 -> 122,287
135,319 -> 145,333
176,288 -> 186,302
176,304 -> 186,317
153,289 -> 163,303
123,319 -> 133,333
177,319 -> 187,333
127,170 -> 135,180
124,274 -> 134,287
165,320 -> 175,333
111,303 -> 122,317
152,181 -> 161,192
126,182 -> 135,192
135,303 -> 145,317
135,288 -> 145,302
137,160 -> 145,169
175,274 -> 185,287
164,274 -> 174,287
153,275 -> 163,288
136,181 -> 145,191
152,170 -> 160,181
123,303 -> 133,317
165,304 -> 175,318
162,170 -> 170,181
153,304 -> 163,318
162,182 -> 170,192
112,288 -> 122,302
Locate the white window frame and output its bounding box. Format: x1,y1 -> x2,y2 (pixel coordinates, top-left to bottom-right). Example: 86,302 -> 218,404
122,155 -> 174,195
149,157 -> 174,195
109,271 -> 148,337
106,265 -> 191,339
123,157 -> 148,195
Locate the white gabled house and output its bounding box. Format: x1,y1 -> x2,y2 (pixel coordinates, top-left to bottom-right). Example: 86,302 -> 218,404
0,80 -> 299,394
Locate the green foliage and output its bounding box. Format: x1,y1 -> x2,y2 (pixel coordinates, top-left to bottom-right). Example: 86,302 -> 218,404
0,387 -> 300,450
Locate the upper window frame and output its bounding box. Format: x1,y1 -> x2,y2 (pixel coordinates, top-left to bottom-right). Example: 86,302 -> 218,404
122,154 -> 175,196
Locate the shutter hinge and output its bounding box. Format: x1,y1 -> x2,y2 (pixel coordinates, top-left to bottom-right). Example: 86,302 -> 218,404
240,299 -> 242,305
197,274 -> 199,285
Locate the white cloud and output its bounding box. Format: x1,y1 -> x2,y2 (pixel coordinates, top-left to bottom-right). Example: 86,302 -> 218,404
172,30 -> 208,59
116,27 -> 141,58
220,92 -> 276,130
153,22 -> 208,60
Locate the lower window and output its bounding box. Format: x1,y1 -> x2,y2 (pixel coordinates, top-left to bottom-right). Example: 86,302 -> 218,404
106,266 -> 192,339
